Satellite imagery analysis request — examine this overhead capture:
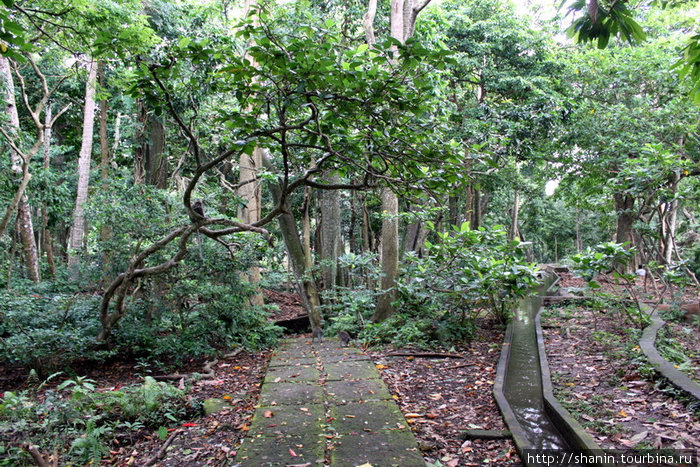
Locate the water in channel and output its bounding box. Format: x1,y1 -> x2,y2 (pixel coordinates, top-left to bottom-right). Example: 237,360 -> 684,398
503,295 -> 571,451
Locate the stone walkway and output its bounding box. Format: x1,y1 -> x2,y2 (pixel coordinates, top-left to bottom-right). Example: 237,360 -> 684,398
234,337 -> 425,466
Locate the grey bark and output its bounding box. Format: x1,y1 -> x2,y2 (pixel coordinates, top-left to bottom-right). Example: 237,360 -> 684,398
318,172 -> 342,290
238,147 -> 265,306
0,55 -> 40,282
261,151 -> 322,330
373,0 -> 432,322
67,59 -> 98,272
42,103 -> 55,276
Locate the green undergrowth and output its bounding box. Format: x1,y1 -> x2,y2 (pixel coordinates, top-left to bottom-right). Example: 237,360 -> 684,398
656,326 -> 700,384
0,374 -> 198,465
0,277 -> 281,378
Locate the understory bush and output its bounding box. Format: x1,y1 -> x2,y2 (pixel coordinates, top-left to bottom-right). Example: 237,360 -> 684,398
398,222 -> 539,324
0,375 -> 197,465
0,250 -> 281,373
0,292 -> 113,375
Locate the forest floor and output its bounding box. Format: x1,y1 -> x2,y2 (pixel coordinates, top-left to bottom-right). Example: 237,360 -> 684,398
3,275 -> 699,466
540,272 -> 700,457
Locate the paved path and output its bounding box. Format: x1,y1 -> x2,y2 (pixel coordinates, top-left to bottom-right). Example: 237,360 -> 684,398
234,337 -> 425,466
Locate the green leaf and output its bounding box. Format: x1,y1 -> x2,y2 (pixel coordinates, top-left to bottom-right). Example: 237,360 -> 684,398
158,426 -> 168,441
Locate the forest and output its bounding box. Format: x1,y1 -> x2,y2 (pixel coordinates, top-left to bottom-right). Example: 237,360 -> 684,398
1,0 -> 699,465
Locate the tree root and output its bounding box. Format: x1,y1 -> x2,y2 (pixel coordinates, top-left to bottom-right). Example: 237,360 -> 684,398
144,429 -> 181,466
385,351 -> 464,359
152,349 -> 244,382
24,445 -> 57,467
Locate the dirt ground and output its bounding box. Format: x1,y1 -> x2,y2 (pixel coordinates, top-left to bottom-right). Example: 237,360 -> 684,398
541,273 -> 700,454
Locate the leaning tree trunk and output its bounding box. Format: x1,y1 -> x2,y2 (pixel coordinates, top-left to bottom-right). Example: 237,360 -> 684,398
67,59 -> 98,273
261,151 -> 322,330
0,55 -> 40,282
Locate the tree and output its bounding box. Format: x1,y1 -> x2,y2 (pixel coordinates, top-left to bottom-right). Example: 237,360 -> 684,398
66,59 -> 98,272
0,55 -> 40,282
560,0 -> 700,103
369,0 -> 434,323
555,34 -> 700,274
96,9 -> 450,341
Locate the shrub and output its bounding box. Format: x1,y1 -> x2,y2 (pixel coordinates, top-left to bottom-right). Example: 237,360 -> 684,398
398,222 -> 539,324
0,292 -> 113,376
0,375 -> 196,465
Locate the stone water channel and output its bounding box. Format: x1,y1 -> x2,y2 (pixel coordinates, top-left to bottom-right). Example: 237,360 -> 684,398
494,274 -> 605,467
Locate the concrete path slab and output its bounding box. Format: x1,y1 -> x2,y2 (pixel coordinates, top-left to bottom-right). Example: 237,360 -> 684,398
234,337 -> 425,466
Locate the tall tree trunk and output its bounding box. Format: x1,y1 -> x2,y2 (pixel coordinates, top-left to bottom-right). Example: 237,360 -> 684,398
0,56 -> 40,282
613,192 -> 636,272
237,0 -> 266,307
134,100 -> 167,188
372,187 -> 400,322
349,189 -> 357,254
368,0 -> 433,322
508,189 -> 520,242
67,59 -> 98,273
238,147 -> 265,306
98,62 -> 114,282
318,172 -> 342,290
660,171 -> 680,265
448,194 -> 459,227
42,102 -> 56,276
261,151 -> 322,330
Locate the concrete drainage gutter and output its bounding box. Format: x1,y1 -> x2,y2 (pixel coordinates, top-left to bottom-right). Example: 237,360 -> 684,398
494,273 -> 609,466
640,310 -> 700,402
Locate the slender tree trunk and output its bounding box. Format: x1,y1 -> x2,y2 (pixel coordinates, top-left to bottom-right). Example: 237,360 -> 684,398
67,59 -> 98,272
448,194 -> 459,227
238,147 -> 265,306
302,184 -> 313,271
318,172 -> 342,290
261,151 -> 322,329
508,190 -> 520,241
42,103 -> 56,276
372,187 -> 399,322
0,56 -> 40,282
349,189 -> 357,254
237,0 -> 266,306
98,62 -> 115,283
660,171 -> 680,265
575,208 -> 582,253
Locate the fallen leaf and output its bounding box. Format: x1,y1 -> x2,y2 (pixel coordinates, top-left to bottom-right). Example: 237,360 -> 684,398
289,448 -> 297,457
376,364 -> 387,370
629,431 -> 648,445
264,410 -> 274,418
